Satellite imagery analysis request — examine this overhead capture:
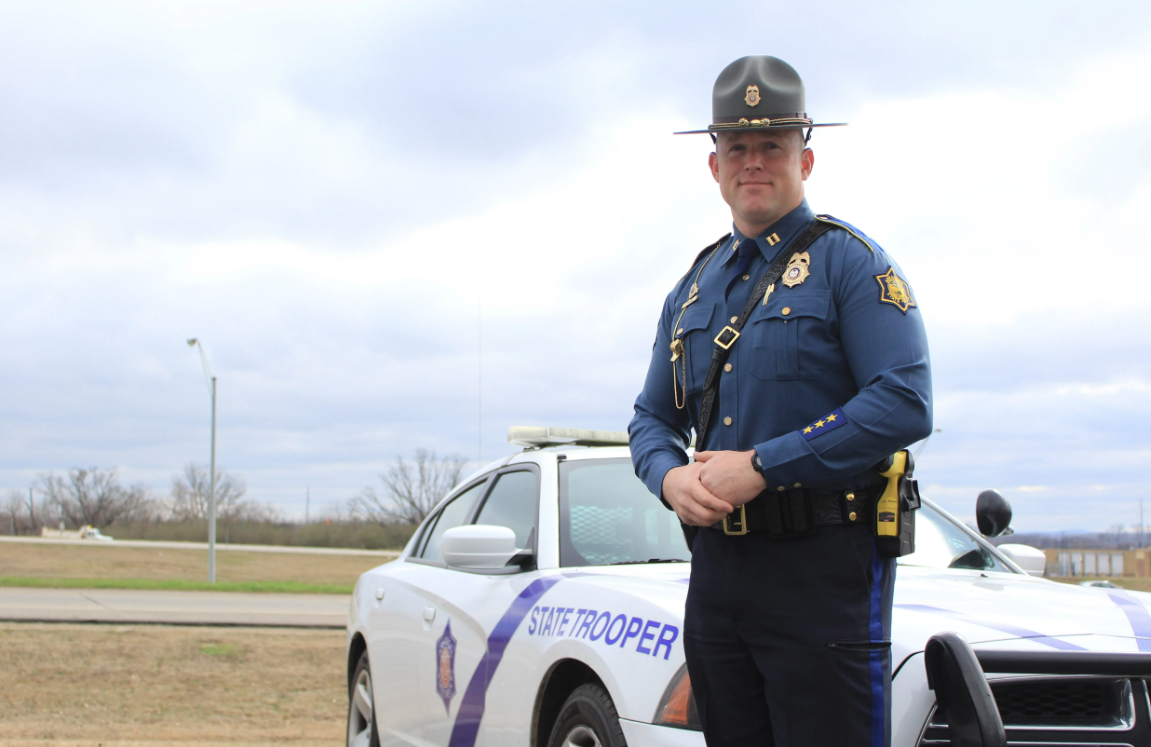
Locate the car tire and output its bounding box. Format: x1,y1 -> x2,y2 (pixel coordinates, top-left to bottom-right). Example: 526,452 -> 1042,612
347,650 -> 380,747
546,683 -> 628,747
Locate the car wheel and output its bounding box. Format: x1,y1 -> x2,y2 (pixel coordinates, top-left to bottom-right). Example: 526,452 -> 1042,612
347,650 -> 380,747
547,683 -> 627,747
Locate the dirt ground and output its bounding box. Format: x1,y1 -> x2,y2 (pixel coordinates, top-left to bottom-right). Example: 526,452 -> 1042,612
0,543 -> 386,587
0,622 -> 347,746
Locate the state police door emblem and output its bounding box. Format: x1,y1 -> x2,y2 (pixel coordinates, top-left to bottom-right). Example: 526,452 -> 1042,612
435,620 -> 457,713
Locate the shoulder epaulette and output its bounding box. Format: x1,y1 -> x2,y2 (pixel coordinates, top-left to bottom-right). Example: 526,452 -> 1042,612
814,214 -> 874,252
678,233 -> 732,284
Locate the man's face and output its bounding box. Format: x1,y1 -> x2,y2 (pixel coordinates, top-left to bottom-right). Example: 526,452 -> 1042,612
709,129 -> 814,234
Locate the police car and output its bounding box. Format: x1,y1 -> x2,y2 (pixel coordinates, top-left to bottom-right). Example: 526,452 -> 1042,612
346,427 -> 1151,747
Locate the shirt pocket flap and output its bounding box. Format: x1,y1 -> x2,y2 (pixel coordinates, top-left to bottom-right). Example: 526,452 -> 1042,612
754,289 -> 831,323
675,300 -> 717,337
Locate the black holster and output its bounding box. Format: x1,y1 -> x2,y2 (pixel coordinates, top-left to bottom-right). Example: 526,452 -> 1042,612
873,463 -> 921,559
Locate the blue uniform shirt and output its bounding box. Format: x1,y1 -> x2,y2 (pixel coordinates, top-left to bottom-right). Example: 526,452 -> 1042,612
629,199 -> 932,500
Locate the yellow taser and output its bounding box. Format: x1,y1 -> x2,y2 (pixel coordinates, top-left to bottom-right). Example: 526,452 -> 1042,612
876,450 -> 909,537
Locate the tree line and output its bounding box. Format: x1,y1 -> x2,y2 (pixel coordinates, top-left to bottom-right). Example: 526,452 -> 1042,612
2,449 -> 468,550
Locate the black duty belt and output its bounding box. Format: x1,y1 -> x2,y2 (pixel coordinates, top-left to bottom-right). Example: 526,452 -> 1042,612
708,487 -> 881,537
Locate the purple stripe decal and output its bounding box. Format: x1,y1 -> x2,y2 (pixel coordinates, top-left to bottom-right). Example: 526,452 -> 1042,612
448,576 -> 562,747
1106,591 -> 1151,652
895,604 -> 1087,651
867,537 -> 885,747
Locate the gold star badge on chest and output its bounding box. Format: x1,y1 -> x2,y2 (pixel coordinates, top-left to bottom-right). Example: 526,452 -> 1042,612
781,251 -> 811,288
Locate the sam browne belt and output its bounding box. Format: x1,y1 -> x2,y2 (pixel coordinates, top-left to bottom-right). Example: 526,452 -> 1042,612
710,487 -> 881,537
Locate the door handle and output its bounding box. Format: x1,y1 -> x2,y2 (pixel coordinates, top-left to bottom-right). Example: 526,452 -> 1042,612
423,606 -> 436,623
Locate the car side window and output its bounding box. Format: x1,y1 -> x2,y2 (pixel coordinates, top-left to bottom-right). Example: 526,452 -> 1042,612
419,481 -> 487,563
472,469 -> 538,549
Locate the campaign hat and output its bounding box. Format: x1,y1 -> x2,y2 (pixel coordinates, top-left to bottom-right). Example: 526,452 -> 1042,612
675,56 -> 846,135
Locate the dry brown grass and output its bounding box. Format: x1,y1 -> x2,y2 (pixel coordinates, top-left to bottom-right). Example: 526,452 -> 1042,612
0,622 -> 347,746
0,543 -> 386,587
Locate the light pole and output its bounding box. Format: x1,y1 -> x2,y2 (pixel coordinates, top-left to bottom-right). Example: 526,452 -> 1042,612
186,338 -> 217,583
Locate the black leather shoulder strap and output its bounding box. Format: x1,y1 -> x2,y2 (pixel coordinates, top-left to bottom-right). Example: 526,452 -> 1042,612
695,221 -> 837,447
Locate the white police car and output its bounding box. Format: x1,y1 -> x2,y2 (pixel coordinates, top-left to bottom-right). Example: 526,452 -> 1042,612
346,427 -> 1151,747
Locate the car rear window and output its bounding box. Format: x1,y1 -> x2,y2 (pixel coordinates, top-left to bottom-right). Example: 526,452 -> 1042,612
559,458 -> 691,567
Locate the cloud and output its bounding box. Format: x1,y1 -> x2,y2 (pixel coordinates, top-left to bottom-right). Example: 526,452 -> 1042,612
1,1 -> 1150,527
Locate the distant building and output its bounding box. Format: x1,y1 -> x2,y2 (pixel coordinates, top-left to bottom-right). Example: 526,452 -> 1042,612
1044,548 -> 1150,577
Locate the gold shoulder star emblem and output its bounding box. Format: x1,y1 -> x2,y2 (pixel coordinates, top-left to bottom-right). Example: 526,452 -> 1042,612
875,267 -> 917,314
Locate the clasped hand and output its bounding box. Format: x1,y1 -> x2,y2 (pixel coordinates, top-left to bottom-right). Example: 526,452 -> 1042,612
661,449 -> 767,527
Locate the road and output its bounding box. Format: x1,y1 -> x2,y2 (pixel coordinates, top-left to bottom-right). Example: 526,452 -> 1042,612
0,587 -> 350,627
0,535 -> 400,557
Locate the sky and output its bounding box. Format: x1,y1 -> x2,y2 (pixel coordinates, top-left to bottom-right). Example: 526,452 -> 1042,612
2,0 -> 1150,531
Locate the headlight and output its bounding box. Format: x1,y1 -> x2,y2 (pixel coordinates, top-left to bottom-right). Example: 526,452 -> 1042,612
652,664 -> 701,730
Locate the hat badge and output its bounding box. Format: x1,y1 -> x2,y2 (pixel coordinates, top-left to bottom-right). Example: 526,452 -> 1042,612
744,84 -> 760,107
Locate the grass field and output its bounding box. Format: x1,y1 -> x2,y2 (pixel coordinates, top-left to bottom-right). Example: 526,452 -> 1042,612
0,541 -> 390,590
0,622 -> 346,746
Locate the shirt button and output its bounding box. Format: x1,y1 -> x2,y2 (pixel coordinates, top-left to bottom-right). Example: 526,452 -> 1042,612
793,482 -> 802,488
776,486 -> 786,492
724,363 -> 732,372
723,417 -> 732,426
781,307 -> 791,316
676,328 -> 683,335
848,511 -> 858,522
730,316 -> 738,324
742,274 -> 750,281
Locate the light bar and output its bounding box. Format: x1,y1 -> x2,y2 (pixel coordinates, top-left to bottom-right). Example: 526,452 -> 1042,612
507,426 -> 629,449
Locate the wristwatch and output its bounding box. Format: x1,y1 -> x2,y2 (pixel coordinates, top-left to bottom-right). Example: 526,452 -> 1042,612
750,451 -> 765,474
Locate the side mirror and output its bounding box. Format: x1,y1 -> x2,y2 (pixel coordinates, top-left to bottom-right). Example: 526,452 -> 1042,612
976,489 -> 1012,538
441,525 -> 519,569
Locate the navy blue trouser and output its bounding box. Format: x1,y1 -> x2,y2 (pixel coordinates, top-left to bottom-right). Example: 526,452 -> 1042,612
684,522 -> 896,746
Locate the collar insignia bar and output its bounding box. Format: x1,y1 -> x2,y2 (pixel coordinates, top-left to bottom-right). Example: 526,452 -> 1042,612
782,251 -> 811,288
745,84 -> 761,106
875,267 -> 916,314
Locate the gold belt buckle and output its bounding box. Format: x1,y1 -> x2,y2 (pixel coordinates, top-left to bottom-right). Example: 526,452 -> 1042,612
714,326 -> 740,350
722,504 -> 748,535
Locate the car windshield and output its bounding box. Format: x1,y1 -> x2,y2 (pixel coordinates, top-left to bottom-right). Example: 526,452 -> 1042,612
897,501 -> 1014,573
558,456 -> 1018,572
559,458 -> 692,567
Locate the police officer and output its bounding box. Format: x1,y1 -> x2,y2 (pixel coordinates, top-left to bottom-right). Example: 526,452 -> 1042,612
629,56 -> 932,746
